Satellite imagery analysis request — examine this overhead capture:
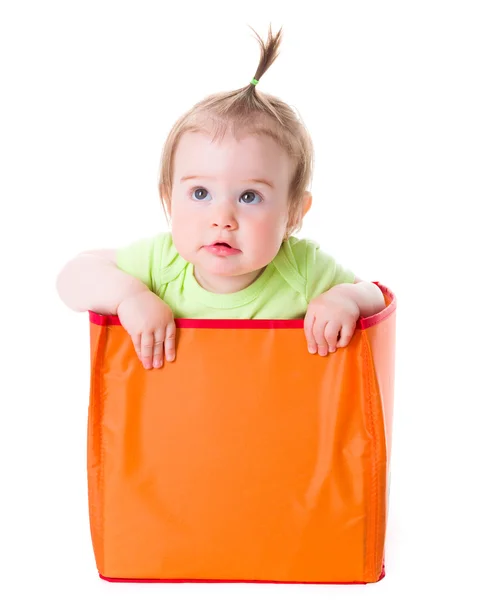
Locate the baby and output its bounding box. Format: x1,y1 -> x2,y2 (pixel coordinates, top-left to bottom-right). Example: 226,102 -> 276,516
56,26 -> 385,370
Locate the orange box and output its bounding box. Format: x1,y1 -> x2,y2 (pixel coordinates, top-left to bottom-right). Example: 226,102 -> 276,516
87,282 -> 396,584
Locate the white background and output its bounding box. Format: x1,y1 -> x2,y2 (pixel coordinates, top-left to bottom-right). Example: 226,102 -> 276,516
1,0 -> 484,597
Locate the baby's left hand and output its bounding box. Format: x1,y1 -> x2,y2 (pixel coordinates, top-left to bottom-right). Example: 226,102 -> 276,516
304,287 -> 360,356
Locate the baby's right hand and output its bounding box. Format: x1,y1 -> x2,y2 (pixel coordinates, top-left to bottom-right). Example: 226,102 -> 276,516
117,290 -> 176,369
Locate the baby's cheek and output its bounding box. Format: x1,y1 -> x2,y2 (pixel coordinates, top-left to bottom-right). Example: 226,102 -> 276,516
256,223 -> 285,252
171,224 -> 195,259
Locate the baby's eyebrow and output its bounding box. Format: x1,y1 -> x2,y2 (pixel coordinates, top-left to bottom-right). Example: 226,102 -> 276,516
180,175 -> 274,189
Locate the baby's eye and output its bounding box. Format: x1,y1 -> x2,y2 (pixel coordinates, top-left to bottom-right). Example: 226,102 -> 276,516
192,188 -> 212,201
239,191 -> 262,205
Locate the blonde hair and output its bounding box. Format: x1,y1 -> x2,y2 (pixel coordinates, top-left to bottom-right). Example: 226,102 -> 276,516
158,25 -> 314,239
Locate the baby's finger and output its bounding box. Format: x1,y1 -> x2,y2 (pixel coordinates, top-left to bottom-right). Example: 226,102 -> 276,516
313,319 -> 329,356
324,321 -> 341,352
152,328 -> 165,368
164,320 -> 177,361
132,333 -> 142,360
140,330 -> 154,369
303,311 -> 317,353
336,320 -> 357,348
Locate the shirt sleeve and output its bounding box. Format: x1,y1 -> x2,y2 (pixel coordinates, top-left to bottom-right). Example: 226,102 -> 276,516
304,239 -> 355,301
116,233 -> 167,292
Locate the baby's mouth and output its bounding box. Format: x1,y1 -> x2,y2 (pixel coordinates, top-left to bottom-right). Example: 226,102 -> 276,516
204,242 -> 241,255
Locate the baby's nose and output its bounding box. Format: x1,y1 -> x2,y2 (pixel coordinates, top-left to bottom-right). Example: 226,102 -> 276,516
211,207 -> 237,229
212,219 -> 237,229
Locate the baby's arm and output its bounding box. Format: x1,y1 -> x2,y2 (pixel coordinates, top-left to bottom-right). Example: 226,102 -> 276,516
56,249 -> 149,315
333,277 -> 386,318
56,248 -> 176,369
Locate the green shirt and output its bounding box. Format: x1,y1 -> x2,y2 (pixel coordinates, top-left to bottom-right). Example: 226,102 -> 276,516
116,232 -> 355,319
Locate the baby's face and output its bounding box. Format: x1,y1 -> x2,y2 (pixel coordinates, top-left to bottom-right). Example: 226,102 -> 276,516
169,128 -> 293,292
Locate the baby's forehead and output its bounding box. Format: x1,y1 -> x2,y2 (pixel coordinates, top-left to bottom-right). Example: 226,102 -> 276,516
175,129 -> 291,176
177,115 -> 291,159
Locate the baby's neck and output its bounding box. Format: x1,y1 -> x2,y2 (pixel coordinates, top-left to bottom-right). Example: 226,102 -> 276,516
193,266 -> 266,294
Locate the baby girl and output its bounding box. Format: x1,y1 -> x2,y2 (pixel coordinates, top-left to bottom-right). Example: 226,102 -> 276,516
56,26 -> 385,370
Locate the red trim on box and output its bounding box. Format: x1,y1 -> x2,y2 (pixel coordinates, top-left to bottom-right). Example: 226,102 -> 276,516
88,312 -> 304,329
359,281 -> 396,329
88,282 -> 395,331
99,565 -> 385,584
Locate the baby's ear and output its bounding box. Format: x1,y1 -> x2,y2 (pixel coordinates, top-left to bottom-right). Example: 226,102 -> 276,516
302,191 -> 312,217
285,192 -> 313,238
293,192 -> 312,224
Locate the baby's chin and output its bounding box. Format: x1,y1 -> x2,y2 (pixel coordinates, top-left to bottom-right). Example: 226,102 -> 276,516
196,259 -> 256,277
194,253 -> 268,277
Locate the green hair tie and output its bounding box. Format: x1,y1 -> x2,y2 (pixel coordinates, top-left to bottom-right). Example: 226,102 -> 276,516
250,78 -> 259,86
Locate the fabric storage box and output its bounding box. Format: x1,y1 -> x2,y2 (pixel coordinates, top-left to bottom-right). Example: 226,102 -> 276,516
87,282 -> 396,584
